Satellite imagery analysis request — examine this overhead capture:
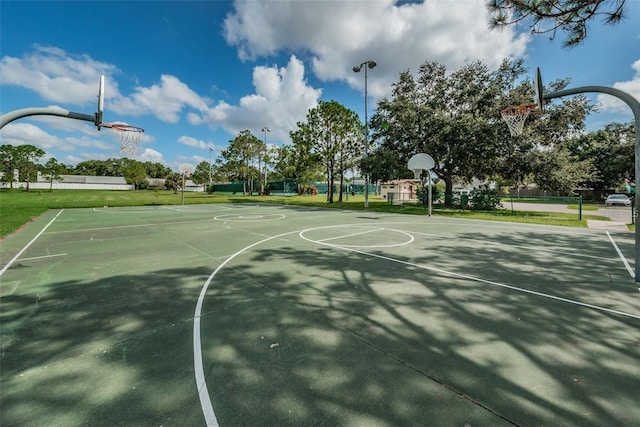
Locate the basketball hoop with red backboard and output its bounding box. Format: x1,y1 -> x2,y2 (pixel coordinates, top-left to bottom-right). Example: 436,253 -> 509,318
501,67 -> 544,137
95,75 -> 144,158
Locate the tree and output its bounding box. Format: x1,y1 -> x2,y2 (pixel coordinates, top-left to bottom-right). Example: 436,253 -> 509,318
0,145 -> 20,189
361,147 -> 414,184
219,130 -> 263,195
191,161 -> 211,191
487,0 -> 627,46
0,144 -> 45,191
142,161 -> 172,178
43,157 -> 64,192
72,158 -> 126,176
370,59 -> 594,203
122,159 -> 148,189
566,122 -> 635,199
371,60 -> 530,203
290,101 -> 362,203
533,146 -> 595,195
165,172 -> 182,193
273,143 -> 324,188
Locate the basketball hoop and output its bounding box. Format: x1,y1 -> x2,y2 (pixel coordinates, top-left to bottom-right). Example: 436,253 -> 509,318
501,104 -> 538,137
101,123 -> 144,158
412,169 -> 423,180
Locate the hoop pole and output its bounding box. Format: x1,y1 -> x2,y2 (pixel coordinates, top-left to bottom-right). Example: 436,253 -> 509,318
0,107 -> 97,129
544,85 -> 640,282
428,173 -> 432,217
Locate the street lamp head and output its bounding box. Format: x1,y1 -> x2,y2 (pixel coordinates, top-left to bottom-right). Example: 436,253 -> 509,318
262,127 -> 271,133
367,61 -> 377,69
353,65 -> 362,73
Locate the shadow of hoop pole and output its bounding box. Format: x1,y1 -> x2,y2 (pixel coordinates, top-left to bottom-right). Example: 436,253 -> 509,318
544,86 -> 640,282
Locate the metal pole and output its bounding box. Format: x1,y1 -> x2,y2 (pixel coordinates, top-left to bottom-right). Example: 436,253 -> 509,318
1,107 -> 97,129
354,60 -> 376,208
364,66 -> 369,208
261,127 -> 270,195
543,85 -> 640,282
181,173 -> 185,205
428,173 -> 432,217
578,195 -> 582,221
208,148 -> 213,186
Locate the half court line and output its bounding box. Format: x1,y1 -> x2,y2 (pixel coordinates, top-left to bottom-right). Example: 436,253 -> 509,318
317,227 -> 382,243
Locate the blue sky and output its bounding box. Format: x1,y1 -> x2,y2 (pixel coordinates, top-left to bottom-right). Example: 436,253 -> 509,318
1,0 -> 639,173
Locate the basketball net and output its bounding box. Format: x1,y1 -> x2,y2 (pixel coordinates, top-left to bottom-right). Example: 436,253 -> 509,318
103,123 -> 144,158
501,104 -> 536,137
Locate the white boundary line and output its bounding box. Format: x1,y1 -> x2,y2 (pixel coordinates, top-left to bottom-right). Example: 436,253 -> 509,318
606,231 -> 635,278
0,210 -> 64,278
193,229 -> 301,427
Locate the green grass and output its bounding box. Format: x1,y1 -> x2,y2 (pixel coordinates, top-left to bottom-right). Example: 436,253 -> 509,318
0,189 -> 613,238
566,204 -> 600,211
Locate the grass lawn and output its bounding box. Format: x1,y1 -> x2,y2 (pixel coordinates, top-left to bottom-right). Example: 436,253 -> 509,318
0,189 -> 612,238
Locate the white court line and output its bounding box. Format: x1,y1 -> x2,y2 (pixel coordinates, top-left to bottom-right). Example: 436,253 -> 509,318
194,229 -> 302,427
18,253 -> 68,262
300,228 -> 640,321
317,227 -> 382,243
606,231 -> 635,278
0,210 -> 64,278
410,230 -> 619,262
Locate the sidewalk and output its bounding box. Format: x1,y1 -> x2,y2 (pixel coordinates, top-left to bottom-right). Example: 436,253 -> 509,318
586,220 -> 630,231
505,202 -> 632,232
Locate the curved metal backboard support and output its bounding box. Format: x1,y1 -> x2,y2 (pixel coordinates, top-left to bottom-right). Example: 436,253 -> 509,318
544,85 -> 640,282
0,107 -> 97,129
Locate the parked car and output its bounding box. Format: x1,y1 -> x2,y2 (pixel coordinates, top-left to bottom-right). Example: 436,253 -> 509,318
605,194 -> 632,207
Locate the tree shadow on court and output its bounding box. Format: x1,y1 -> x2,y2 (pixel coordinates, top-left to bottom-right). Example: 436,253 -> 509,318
1,266 -> 215,426
1,235 -> 639,426
214,241 -> 639,426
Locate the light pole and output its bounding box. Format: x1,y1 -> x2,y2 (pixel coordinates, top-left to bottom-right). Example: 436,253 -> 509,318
261,127 -> 270,194
353,60 -> 376,208
208,147 -> 213,185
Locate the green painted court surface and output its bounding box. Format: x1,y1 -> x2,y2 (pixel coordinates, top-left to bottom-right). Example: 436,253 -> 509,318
1,204 -> 639,426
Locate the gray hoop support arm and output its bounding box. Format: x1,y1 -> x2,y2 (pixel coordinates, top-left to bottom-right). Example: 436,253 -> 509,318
0,107 -> 98,129
545,85 -> 640,282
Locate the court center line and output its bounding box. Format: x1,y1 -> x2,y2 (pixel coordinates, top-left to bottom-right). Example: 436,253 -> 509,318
301,233 -> 640,321
317,227 -> 382,243
0,210 -> 64,278
606,231 -> 635,278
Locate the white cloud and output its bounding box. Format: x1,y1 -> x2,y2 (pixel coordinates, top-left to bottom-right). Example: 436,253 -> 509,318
193,55 -> 321,142
223,0 -> 529,98
0,45 -> 117,106
597,59 -> 640,116
110,75 -> 210,123
1,122 -> 113,152
178,135 -> 216,150
137,148 -> 165,164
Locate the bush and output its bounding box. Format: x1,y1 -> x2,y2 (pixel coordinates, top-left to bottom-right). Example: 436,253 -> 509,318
469,186 -> 502,210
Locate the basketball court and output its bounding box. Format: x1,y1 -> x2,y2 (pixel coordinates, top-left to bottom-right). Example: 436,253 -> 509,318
1,203 -> 639,426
